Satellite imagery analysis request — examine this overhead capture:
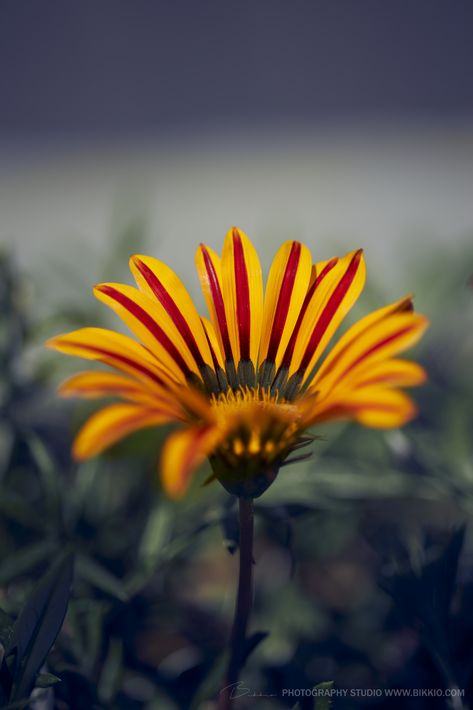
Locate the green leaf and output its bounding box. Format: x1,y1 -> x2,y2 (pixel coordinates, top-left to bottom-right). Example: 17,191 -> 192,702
26,436 -> 61,519
315,681 -> 334,709
35,672 -> 61,688
0,608 -> 14,650
190,651 -> 228,710
65,599 -> 108,674
76,555 -> 128,603
6,552 -> 74,702
138,502 -> 174,571
0,489 -> 44,530
98,638 -> 123,703
242,631 -> 268,666
0,541 -> 56,586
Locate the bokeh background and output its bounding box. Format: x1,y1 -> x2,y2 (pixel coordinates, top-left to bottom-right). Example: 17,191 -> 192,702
1,1 -> 473,708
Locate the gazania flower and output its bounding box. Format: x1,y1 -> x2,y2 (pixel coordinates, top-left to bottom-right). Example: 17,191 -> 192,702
47,228 -> 428,499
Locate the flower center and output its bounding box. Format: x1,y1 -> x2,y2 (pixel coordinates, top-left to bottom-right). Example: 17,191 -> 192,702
208,386 -> 303,498
210,384 -> 292,412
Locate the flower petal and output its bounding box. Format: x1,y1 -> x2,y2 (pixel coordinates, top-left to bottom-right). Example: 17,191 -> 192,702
259,240 -> 312,369
201,316 -> 225,370
275,256 -> 339,377
129,255 -> 214,370
94,283 -> 201,383
73,403 -> 173,460
349,358 -> 427,389
291,249 -> 366,382
60,371 -> 153,400
195,243 -> 233,365
59,371 -> 185,415
201,316 -> 229,391
221,227 -> 263,369
313,311 -> 429,397
160,424 -> 226,498
46,328 -> 173,387
306,387 -> 418,429
313,295 -> 415,385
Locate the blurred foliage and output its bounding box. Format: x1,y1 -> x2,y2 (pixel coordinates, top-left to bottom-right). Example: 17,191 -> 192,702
0,227 -> 473,709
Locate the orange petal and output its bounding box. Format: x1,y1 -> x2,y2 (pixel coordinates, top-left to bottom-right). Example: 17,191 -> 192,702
313,312 -> 429,397
260,240 -> 312,368
289,249 -> 366,380
306,386 -> 418,429
277,256 -> 339,373
313,294 -> 415,385
94,283 -> 200,383
195,243 -> 233,364
60,371 -> 154,401
73,404 -> 174,460
129,254 -> 213,369
349,358 -> 427,389
46,327 -> 174,388
221,227 -> 263,366
201,316 -> 225,371
160,424 -> 225,498
59,371 -> 185,415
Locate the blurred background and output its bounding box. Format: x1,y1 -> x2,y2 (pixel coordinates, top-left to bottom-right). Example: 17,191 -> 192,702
0,1 -> 473,708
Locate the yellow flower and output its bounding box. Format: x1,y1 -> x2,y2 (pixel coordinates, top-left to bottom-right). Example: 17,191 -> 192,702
47,228 -> 428,499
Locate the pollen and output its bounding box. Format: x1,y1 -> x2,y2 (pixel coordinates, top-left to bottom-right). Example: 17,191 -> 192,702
233,438 -> 244,456
210,385 -> 294,416
248,432 -> 260,455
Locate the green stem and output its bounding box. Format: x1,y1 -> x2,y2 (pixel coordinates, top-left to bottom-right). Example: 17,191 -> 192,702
218,497 -> 254,710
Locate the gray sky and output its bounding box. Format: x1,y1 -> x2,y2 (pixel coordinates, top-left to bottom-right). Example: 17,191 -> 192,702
1,1 -> 472,301
1,0 -> 473,144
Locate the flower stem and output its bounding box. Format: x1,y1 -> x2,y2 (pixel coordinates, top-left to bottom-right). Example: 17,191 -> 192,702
218,497 -> 254,710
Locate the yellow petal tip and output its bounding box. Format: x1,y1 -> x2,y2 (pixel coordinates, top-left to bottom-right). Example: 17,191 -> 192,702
44,336 -> 59,350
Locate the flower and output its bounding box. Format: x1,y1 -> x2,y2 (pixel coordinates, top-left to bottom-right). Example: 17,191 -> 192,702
47,228 -> 428,498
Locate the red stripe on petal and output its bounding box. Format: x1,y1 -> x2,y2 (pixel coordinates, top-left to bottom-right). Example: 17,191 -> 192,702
280,257 -> 339,368
354,374 -> 413,388
267,242 -> 301,362
232,229 -> 251,360
312,257 -> 340,290
201,245 -> 233,360
299,250 -> 362,372
394,296 -> 414,314
134,259 -> 205,366
342,324 -> 417,378
81,345 -> 166,385
98,285 -> 191,376
80,345 -> 164,385
316,297 -> 416,382
201,320 -> 222,373
72,382 -> 137,395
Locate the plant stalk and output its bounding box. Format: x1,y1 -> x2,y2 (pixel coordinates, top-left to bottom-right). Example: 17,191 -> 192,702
218,497 -> 254,710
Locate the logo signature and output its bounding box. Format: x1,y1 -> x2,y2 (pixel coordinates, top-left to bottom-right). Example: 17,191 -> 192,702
220,681 -> 277,699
